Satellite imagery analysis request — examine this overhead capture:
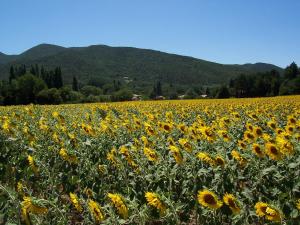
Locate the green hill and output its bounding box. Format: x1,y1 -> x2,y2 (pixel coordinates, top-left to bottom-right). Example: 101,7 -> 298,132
0,52 -> 17,65
0,44 -> 283,86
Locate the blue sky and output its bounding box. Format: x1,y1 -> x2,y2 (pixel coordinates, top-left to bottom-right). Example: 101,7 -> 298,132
0,0 -> 299,67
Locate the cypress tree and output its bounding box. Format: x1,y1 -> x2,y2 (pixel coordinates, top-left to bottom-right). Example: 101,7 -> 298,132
72,76 -> 79,91
9,66 -> 15,83
156,81 -> 162,96
53,67 -> 63,88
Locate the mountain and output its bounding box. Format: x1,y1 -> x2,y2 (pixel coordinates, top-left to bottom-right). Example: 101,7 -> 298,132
0,44 -> 283,86
18,44 -> 66,61
0,52 -> 17,65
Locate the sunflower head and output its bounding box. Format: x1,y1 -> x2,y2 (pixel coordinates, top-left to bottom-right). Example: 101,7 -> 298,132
197,190 -> 223,210
255,202 -> 282,222
238,140 -> 247,150
267,120 -> 277,130
214,155 -> 225,167
265,207 -> 282,222
244,131 -> 255,142
223,193 -> 240,214
253,126 -> 263,137
197,152 -> 215,166
252,144 -> 264,158
265,143 -> 282,160
255,202 -> 268,217
287,115 -> 297,125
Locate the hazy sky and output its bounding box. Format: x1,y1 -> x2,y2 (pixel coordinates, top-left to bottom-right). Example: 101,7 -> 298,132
0,0 -> 299,67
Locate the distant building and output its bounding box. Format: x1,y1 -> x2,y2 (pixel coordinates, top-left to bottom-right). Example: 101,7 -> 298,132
178,95 -> 186,100
132,94 -> 142,101
200,94 -> 208,98
155,96 -> 165,100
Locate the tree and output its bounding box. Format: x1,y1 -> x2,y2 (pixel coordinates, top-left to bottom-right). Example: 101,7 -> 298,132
16,74 -> 47,104
80,85 -> 103,96
216,86 -> 230,99
36,88 -> 63,104
88,76 -> 107,88
111,88 -> 133,101
279,77 -> 300,95
72,76 -> 79,91
9,66 -> 15,84
284,62 -> 298,79
156,81 -> 162,96
184,88 -> 197,99
35,64 -> 40,77
149,84 -> 157,99
53,67 -> 63,88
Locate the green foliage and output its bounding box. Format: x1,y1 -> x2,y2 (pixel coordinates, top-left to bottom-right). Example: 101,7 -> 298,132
36,88 -> 63,105
284,62 -> 299,79
16,73 -> 47,104
216,86 -> 230,99
80,85 -> 103,96
228,70 -> 282,98
72,76 -> 79,91
184,88 -> 198,99
279,78 -> 300,95
111,88 -> 133,101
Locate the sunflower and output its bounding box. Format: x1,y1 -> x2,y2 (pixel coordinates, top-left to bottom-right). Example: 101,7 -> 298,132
276,128 -> 284,135
245,122 -> 254,131
238,140 -> 247,150
178,123 -> 188,133
21,196 -> 48,215
59,148 -> 78,164
178,138 -> 193,152
169,145 -> 183,164
285,125 -> 295,134
265,206 -> 282,222
296,199 -> 300,211
198,190 -> 222,210
255,202 -> 268,217
200,126 -> 215,142
253,126 -> 263,138
145,192 -> 166,215
161,122 -> 172,133
244,131 -> 255,142
255,202 -> 282,222
27,155 -> 39,174
267,120 -> 277,130
276,136 -> 294,155
218,130 -> 230,142
167,136 -> 176,146
145,124 -> 156,136
107,193 -> 128,219
287,115 -> 297,125
69,193 -> 82,212
107,147 -> 118,166
265,142 -> 282,160
231,150 -> 247,166
88,199 -> 105,223
214,155 -> 225,167
17,181 -> 24,196
223,193 -> 240,214
252,144 -> 264,158
143,147 -> 158,162
197,152 -> 215,166
141,136 -> 149,147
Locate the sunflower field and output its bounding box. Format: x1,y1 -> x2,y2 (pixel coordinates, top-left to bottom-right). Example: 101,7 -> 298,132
0,96 -> 300,225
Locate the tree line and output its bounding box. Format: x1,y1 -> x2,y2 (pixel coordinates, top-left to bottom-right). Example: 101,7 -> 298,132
0,62 -> 299,105
215,62 -> 300,98
0,64 -> 134,105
